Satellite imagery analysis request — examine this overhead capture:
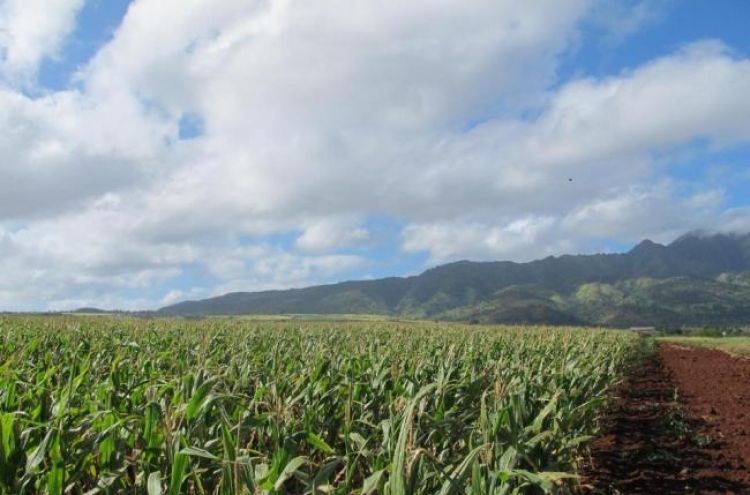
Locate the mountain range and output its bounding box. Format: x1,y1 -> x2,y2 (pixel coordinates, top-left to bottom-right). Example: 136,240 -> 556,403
158,232 -> 750,327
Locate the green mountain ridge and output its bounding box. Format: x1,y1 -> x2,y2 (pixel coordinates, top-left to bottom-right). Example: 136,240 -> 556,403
158,232 -> 750,327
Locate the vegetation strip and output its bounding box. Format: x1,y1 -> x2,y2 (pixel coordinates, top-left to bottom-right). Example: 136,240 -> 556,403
583,344 -> 750,494
658,336 -> 750,357
0,316 -> 640,494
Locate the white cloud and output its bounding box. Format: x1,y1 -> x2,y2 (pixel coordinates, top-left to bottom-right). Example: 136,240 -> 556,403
295,218 -> 370,253
208,245 -> 368,295
160,288 -> 206,307
586,0 -> 667,45
716,207 -> 750,235
396,40 -> 750,263
402,216 -> 564,263
401,183 -> 733,265
0,208 -> 367,309
0,87 -> 172,220
0,0 -> 85,79
559,183 -> 725,243
530,41 -> 750,167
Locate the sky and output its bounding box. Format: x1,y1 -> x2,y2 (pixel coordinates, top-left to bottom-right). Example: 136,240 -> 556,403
1,0 -> 749,311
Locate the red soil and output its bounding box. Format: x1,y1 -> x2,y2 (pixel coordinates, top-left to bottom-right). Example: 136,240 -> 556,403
582,344 -> 750,494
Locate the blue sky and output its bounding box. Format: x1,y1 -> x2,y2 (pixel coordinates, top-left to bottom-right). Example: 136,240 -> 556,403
0,0 -> 749,310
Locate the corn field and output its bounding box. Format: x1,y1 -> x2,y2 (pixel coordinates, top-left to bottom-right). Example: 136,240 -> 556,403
0,316 -> 642,495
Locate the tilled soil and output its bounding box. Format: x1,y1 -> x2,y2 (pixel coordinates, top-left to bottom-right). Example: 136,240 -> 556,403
582,344 -> 750,494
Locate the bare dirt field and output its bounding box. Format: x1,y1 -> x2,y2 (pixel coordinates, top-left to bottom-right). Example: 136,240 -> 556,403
582,344 -> 750,494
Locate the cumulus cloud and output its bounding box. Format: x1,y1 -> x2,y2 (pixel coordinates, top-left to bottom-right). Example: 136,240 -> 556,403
530,41 -> 750,165
0,1 -> 749,309
585,0 -> 668,45
402,216 -> 564,264
208,245 -> 368,294
295,218 -> 370,253
0,0 -> 85,79
397,41 -> 750,263
0,87 -> 173,220
402,183 -> 732,265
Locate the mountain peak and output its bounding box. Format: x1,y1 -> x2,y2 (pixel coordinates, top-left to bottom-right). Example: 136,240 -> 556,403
630,239 -> 664,254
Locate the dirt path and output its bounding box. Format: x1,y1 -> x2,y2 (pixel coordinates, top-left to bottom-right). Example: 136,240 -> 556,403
582,344 -> 750,494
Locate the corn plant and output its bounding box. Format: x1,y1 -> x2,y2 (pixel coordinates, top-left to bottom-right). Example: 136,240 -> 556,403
0,316 -> 642,495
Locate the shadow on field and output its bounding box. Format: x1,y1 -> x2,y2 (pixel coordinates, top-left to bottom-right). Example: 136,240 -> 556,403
581,349 -> 750,495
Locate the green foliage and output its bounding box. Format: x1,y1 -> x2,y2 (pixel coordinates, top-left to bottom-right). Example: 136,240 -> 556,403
658,335 -> 750,356
691,325 -> 745,337
0,316 -> 641,494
